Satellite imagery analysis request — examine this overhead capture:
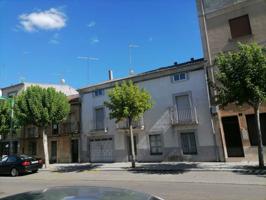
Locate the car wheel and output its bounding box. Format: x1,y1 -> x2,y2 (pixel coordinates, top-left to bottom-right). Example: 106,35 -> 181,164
32,170 -> 38,173
10,168 -> 19,177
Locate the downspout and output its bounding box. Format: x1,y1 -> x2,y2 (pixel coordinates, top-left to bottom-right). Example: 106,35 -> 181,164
199,0 -> 221,161
78,94 -> 83,163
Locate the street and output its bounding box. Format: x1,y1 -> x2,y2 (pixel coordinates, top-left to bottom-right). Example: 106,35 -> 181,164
0,169 -> 265,200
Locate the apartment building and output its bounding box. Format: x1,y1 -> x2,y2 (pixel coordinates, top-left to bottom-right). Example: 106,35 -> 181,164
79,58 -> 222,162
0,82 -> 80,163
196,0 -> 266,161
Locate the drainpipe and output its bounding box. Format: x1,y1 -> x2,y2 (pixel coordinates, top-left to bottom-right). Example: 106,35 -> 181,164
199,0 -> 221,162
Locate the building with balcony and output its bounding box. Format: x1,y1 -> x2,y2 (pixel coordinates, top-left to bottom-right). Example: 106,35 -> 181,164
0,82 -> 80,163
196,0 -> 266,162
79,58 -> 220,162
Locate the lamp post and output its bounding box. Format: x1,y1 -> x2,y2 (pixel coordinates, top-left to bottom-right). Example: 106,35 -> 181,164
0,96 -> 15,155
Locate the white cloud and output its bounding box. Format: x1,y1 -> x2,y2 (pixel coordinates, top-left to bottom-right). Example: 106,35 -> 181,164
49,33 -> 60,44
19,8 -> 67,32
90,37 -> 99,44
87,21 -> 96,28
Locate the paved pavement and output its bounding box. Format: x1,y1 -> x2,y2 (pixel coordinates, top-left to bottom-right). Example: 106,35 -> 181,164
0,167 -> 265,200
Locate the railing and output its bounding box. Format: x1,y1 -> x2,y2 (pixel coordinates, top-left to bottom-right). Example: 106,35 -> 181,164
169,106 -> 198,125
60,122 -> 80,134
116,117 -> 144,130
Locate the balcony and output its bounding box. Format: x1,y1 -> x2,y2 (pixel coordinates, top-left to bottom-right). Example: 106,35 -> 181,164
169,106 -> 198,125
60,122 -> 80,135
116,117 -> 144,130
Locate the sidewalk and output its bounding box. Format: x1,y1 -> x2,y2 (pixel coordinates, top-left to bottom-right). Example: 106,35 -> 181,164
42,161 -> 266,173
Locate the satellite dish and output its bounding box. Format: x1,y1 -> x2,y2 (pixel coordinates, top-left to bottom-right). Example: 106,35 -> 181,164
129,69 -> 135,75
60,79 -> 66,84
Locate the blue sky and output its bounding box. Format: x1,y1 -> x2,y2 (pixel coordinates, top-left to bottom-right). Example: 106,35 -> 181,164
0,0 -> 203,89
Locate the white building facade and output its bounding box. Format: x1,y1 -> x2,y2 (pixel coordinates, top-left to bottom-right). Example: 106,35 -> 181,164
79,59 -> 221,162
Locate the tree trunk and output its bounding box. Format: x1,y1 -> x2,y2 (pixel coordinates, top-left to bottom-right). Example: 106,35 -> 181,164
129,118 -> 136,168
254,105 -> 264,168
42,128 -> 50,168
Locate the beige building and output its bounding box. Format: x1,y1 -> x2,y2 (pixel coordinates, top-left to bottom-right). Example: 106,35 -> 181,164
196,0 -> 266,161
0,82 -> 80,163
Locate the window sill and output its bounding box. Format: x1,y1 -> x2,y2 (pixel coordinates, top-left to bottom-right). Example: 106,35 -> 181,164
228,34 -> 254,42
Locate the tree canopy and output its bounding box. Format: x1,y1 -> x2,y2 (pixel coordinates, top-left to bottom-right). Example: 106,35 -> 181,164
104,81 -> 153,122
0,100 -> 11,135
16,86 -> 70,128
215,43 -> 266,107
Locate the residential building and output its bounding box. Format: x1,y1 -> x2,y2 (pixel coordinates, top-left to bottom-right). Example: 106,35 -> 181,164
0,82 -> 80,163
79,58 -> 222,162
196,0 -> 266,161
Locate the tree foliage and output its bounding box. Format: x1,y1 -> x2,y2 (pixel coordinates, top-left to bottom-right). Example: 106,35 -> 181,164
0,100 -> 11,135
104,81 -> 153,122
215,43 -> 266,107
16,86 -> 70,128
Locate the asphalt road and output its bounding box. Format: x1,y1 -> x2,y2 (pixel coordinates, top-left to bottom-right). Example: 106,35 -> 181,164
0,170 -> 265,200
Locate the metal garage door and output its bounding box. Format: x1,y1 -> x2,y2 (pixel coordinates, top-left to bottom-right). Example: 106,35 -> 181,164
89,138 -> 113,162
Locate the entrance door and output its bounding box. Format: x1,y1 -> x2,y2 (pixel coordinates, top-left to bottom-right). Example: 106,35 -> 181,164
51,141 -> 57,163
71,139 -> 79,163
127,136 -> 137,161
222,116 -> 244,157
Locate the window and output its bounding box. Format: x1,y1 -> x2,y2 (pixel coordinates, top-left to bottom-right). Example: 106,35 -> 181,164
181,132 -> 197,154
7,156 -> 17,163
7,91 -> 17,97
149,135 -> 162,155
28,141 -> 37,155
94,89 -> 104,97
52,124 -> 59,135
27,126 -> 38,138
173,72 -> 187,82
95,107 -> 105,130
229,15 -> 252,39
175,95 -> 192,122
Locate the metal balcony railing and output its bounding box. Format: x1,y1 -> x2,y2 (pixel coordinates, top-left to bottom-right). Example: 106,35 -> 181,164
116,117 -> 144,130
169,106 -> 198,125
60,122 -> 80,134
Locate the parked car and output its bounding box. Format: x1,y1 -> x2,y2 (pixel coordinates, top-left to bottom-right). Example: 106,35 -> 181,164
0,154 -> 43,176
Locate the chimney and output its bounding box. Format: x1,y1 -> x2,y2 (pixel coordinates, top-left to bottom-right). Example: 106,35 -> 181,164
108,70 -> 113,80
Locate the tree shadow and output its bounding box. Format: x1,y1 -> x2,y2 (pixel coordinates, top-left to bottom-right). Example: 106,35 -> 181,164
51,164 -> 101,173
232,166 -> 266,178
124,163 -> 199,175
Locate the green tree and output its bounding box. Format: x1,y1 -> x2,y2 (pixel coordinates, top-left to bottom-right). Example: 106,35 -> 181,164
0,100 -> 11,138
215,43 -> 266,168
104,81 -> 153,168
16,86 -> 70,167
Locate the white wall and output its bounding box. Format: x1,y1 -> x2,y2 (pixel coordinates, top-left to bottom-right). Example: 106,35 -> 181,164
81,68 -> 215,161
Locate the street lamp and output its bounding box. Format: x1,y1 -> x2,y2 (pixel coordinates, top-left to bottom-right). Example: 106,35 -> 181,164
128,44 -> 139,75
0,96 -> 15,155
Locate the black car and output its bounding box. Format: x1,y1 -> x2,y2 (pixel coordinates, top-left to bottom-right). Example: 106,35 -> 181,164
0,154 -> 43,176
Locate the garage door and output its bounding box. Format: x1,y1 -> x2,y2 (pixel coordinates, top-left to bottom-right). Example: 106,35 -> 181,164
89,138 -> 113,162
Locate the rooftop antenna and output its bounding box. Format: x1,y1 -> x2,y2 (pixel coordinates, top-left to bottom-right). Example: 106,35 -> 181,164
77,56 -> 99,83
128,44 -> 139,75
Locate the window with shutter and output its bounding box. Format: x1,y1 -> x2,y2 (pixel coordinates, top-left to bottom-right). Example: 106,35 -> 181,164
181,132 -> 197,154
